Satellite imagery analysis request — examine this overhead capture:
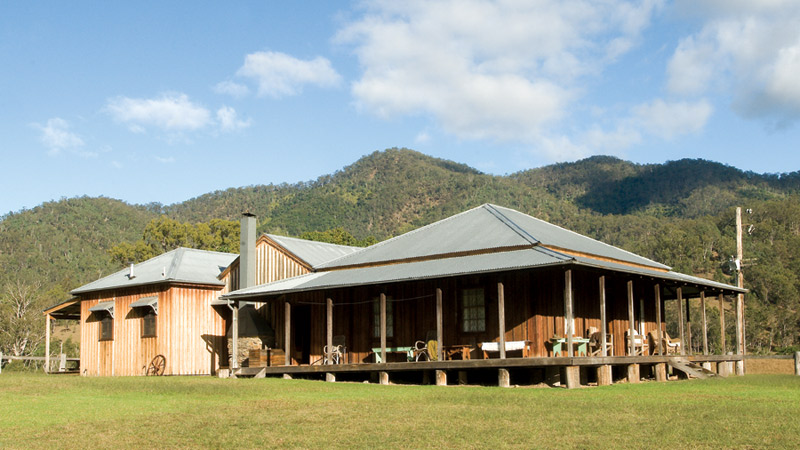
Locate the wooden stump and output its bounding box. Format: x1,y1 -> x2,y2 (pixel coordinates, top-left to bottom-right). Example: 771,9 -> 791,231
379,371 -> 390,385
325,372 -> 336,383
596,365 -> 612,386
735,360 -> 745,376
627,364 -> 640,383
654,363 -> 667,382
498,369 -> 510,388
795,352 -> 800,376
435,370 -> 447,386
282,373 -> 292,380
564,366 -> 580,389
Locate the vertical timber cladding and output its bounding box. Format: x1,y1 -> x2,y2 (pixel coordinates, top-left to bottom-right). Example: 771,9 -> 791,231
256,238 -> 311,285
80,284 -> 226,376
160,285 -> 227,376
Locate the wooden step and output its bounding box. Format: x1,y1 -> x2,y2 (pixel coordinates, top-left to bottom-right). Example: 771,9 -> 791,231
667,359 -> 721,379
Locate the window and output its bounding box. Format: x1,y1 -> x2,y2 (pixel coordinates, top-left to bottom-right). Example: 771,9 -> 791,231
461,288 -> 486,333
142,309 -> 157,337
100,314 -> 113,341
131,296 -> 158,338
372,296 -> 394,338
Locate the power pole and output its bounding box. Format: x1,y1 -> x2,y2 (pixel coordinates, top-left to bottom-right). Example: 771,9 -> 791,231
735,207 -> 745,375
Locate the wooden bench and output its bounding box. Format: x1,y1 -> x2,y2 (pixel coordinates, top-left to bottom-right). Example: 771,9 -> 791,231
479,341 -> 533,359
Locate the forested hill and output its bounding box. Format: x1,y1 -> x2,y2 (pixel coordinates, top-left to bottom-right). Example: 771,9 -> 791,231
2,148 -> 800,352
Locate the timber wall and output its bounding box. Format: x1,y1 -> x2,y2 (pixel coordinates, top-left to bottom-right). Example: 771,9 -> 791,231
268,267 -> 662,364
79,284 -> 226,376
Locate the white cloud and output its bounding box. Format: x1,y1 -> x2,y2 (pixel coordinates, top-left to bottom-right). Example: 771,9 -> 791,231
106,93 -> 211,132
414,131 -> 430,144
633,99 -> 713,139
214,80 -> 250,98
235,51 -> 341,97
216,106 -> 252,132
337,0 -> 663,147
36,118 -> 84,155
668,1 -> 800,124
154,156 -> 175,164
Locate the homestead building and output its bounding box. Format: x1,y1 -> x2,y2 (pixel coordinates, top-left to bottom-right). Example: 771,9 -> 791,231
46,205 -> 746,387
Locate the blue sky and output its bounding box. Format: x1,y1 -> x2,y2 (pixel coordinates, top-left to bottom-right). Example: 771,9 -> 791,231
2,1 -> 800,216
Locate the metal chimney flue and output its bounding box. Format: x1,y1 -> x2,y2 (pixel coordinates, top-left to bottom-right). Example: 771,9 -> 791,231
239,212 -> 257,290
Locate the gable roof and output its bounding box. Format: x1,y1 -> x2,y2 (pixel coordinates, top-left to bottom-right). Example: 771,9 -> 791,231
266,234 -> 360,269
317,204 -> 668,271
72,247 -> 237,295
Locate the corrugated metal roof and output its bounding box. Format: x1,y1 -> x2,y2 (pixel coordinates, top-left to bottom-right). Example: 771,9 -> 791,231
225,248 -> 743,301
490,205 -> 670,270
317,204 -> 668,270
266,234 -> 361,268
225,247 -> 572,298
571,256 -> 746,294
71,248 -> 237,295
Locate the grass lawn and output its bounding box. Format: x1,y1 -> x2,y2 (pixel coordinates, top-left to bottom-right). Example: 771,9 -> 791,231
1,373 -> 799,449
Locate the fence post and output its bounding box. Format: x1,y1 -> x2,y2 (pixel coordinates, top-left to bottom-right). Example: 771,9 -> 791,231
0,351 -> 3,375
795,352 -> 800,376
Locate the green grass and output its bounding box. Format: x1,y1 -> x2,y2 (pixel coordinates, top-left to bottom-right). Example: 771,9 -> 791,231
1,374 -> 799,449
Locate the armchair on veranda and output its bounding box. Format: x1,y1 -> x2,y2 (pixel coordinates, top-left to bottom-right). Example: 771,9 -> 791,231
323,335 -> 347,364
412,330 -> 438,361
588,327 -> 614,356
649,330 -> 682,355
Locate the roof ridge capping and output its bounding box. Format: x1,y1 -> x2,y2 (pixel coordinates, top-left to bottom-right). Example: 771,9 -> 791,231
483,204 -> 540,246
488,204 -> 670,270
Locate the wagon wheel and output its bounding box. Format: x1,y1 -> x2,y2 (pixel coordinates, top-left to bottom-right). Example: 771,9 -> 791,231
147,354 -> 166,376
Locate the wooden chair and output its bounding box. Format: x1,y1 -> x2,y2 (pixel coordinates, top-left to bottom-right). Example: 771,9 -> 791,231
663,330 -> 681,354
625,331 -> 648,356
589,331 -> 613,356
648,330 -> 682,355
323,335 -> 347,364
413,330 -> 438,361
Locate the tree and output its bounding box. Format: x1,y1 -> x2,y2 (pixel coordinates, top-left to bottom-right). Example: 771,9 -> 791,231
109,217 -> 240,266
0,280 -> 46,357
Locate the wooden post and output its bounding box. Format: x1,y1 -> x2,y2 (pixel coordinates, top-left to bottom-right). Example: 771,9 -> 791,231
380,293 -> 386,365
498,368 -> 510,388
326,297 -> 333,365
599,276 -> 608,357
677,287 -> 686,356
654,363 -> 667,382
379,371 -> 389,385
564,366 -> 580,389
565,270 -> 574,357
232,301 -> 239,370
719,294 -> 726,354
686,294 -> 693,355
701,291 -> 709,355
436,288 -> 443,362
627,280 -> 634,356
655,284 -> 662,356
653,284 -> 664,355
498,282 -> 506,359
45,314 -> 51,374
435,370 -> 447,386
0,352 -> 3,375
627,364 -> 640,383
794,352 -> 800,376
736,207 -> 746,375
596,365 -> 612,386
284,300 -> 291,367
